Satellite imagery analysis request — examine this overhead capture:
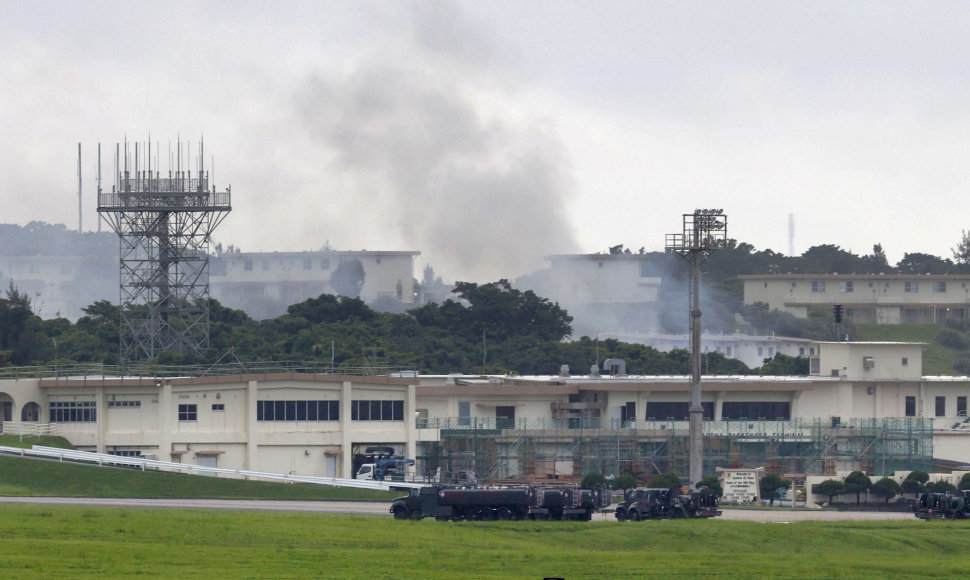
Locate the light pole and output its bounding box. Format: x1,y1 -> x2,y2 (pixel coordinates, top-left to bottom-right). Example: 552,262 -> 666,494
666,209 -> 727,487
52,337 -> 58,380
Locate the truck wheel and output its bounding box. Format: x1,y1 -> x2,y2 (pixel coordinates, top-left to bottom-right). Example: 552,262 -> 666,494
392,505 -> 408,520
615,509 -> 627,521
408,509 -> 422,520
629,509 -> 641,521
495,508 -> 512,520
477,508 -> 495,521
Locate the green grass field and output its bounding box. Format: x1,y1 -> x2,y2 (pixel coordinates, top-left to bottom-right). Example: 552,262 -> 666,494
0,504 -> 967,578
0,454 -> 398,501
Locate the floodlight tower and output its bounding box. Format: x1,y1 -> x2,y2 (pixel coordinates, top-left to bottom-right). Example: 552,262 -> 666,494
665,209 -> 727,486
97,138 -> 231,364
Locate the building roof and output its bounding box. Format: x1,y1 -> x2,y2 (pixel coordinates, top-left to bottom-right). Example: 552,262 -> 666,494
739,273 -> 970,280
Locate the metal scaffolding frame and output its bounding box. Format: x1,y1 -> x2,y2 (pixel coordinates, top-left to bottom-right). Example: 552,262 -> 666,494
415,417 -> 934,483
97,139 -> 231,363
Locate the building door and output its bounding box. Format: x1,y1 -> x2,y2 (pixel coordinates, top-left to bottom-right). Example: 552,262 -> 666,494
325,455 -> 337,478
197,455 -> 218,477
496,406 -> 515,429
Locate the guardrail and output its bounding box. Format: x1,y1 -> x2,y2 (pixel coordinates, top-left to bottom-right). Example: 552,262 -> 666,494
0,422 -> 59,439
0,445 -> 423,491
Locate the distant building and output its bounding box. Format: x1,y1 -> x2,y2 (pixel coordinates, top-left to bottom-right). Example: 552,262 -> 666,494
741,274 -> 970,324
210,250 -> 420,319
518,254 -> 662,336
603,332 -> 816,369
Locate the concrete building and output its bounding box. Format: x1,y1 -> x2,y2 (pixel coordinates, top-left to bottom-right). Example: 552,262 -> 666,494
210,250 -> 420,319
5,342 -> 970,481
602,332 -> 817,370
741,273 -> 970,324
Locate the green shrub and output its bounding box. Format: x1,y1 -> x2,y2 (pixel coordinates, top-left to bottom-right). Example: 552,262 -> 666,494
937,328 -> 968,350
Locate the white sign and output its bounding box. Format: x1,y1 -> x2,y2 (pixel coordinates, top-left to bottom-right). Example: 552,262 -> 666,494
722,470 -> 760,504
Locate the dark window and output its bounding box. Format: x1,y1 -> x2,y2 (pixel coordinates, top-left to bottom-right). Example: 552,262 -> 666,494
458,401 -> 471,426
285,401 -> 297,421
722,402 -> 791,420
936,396 -> 946,417
645,402 -> 714,421
178,404 -> 197,421
257,400 -> 338,421
212,404 -> 224,412
275,401 -> 285,421
49,401 -> 97,423
351,400 -> 404,421
297,401 -> 307,421
905,396 -> 916,417
621,402 -> 636,423
959,397 -> 967,417
108,400 -> 141,408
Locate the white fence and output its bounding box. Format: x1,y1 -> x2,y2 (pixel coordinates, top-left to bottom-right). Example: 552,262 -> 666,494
0,422 -> 60,439
0,445 -> 423,492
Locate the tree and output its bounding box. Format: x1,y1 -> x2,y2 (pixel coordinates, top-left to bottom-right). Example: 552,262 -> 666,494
926,480 -> 957,494
872,477 -> 901,504
896,252 -> 954,274
581,472 -> 607,489
759,473 -> 788,506
959,473 -> 970,491
843,471 -> 872,505
902,470 -> 929,497
647,472 -> 684,491
816,479 -> 845,504
953,229 -> 970,266
613,474 -> 636,491
696,475 -> 723,497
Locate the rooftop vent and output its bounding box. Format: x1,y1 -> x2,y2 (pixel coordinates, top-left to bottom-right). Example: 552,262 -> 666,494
603,358 -> 626,376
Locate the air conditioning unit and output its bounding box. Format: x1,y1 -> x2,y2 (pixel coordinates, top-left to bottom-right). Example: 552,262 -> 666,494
863,356 -> 875,370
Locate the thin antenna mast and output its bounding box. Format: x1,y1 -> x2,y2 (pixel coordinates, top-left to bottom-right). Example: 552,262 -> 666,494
77,143 -> 82,232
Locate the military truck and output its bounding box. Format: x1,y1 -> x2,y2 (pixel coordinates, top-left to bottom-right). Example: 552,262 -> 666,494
390,484 -> 609,521
614,487 -> 721,520
914,490 -> 969,519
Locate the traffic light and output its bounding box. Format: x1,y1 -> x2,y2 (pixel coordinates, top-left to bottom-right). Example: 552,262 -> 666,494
833,304 -> 844,324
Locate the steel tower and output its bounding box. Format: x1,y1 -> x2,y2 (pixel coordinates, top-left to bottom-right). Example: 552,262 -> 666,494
97,139 -> 231,363
665,209 -> 727,487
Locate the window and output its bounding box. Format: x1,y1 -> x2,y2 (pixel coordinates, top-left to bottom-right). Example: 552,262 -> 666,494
933,281 -> 946,293
108,450 -> 143,457
261,260 -> 270,271
621,402 -> 636,423
212,403 -> 224,412
959,397 -> 967,417
108,400 -> 141,408
726,346 -> 733,356
839,281 -> 854,293
257,400 -> 338,421
639,261 -> 652,278
757,346 -> 764,357
936,396 -> 946,417
458,401 -> 471,426
722,401 -> 791,420
811,281 -> 826,293
799,347 -> 805,356
351,400 -> 404,421
905,281 -> 918,293
178,404 -> 197,421
49,401 -> 97,422
244,260 -> 253,271
767,347 -> 775,356
320,258 -> 330,270
901,357 -> 908,366
905,396 -> 916,417
904,309 -> 918,323
303,259 -> 312,270
644,402 -> 714,420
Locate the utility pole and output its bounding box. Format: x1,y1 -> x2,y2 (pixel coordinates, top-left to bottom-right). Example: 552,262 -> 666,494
666,209 -> 727,487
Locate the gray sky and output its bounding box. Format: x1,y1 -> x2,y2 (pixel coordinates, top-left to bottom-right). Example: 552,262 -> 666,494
2,1 -> 970,282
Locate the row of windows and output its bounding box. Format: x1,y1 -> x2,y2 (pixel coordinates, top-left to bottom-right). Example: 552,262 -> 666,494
351,400 -> 405,421
50,401 -> 97,423
257,400 -> 339,422
721,402 -> 791,420
643,402 -> 715,421
108,400 -> 141,408
807,280 -> 950,293
243,258 -> 332,271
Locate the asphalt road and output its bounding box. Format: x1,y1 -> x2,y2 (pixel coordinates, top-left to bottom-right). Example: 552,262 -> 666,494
0,497 -> 916,521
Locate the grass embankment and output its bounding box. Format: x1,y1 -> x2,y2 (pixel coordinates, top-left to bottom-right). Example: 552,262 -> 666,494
0,454 -> 398,501
0,434 -> 74,449
854,323 -> 958,375
0,505 -> 967,579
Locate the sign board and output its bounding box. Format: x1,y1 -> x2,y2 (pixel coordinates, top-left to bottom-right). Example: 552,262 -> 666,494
721,469 -> 761,504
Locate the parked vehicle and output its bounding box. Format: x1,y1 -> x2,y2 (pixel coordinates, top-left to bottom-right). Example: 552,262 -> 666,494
356,457 -> 415,481
614,487 -> 721,520
390,484 -> 609,521
914,490 -> 969,519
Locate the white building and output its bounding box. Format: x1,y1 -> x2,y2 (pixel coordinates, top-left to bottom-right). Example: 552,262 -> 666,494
741,273 -> 970,324
602,332 -> 817,369
211,250 -> 420,318
3,341 -> 970,481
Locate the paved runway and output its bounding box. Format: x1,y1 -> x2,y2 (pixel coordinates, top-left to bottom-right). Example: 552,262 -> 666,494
0,497 -> 916,521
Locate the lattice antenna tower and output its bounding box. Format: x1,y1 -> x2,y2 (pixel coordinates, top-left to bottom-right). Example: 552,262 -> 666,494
97,137 -> 231,364
665,209 -> 727,486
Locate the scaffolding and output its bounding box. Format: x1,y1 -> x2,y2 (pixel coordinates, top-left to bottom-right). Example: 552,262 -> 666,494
97,139 -> 231,363
415,416 -> 934,483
